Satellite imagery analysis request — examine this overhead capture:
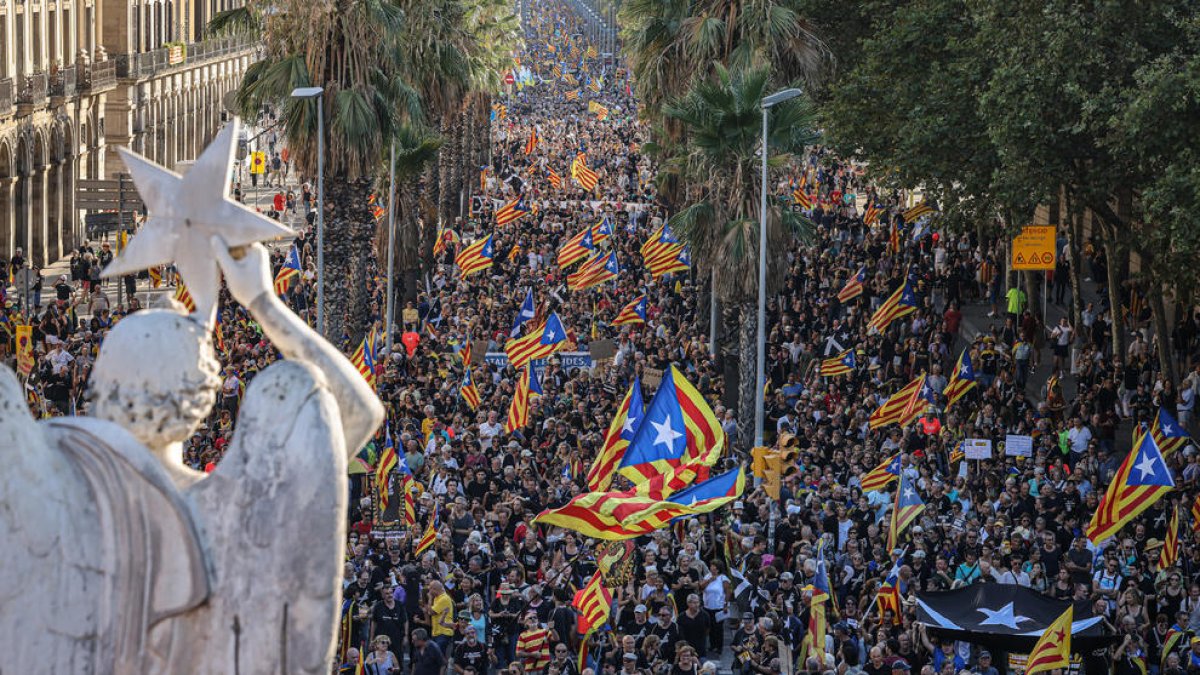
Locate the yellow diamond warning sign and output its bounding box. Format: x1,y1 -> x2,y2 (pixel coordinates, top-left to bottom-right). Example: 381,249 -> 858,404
1011,225 -> 1056,270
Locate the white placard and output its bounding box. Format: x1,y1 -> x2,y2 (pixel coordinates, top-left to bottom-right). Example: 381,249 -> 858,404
963,438 -> 992,460
1004,434 -> 1033,457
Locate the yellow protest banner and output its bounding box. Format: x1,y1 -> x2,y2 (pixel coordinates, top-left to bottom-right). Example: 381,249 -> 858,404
15,325 -> 34,376
1011,225 -> 1056,270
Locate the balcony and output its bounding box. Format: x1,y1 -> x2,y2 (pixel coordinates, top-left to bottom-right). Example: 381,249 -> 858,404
16,72 -> 49,114
114,37 -> 260,82
0,78 -> 13,117
50,65 -> 78,100
78,60 -> 117,93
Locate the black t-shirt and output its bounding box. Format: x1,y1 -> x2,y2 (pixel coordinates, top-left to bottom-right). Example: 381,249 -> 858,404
373,600 -> 407,643
676,610 -> 712,654
455,639 -> 489,674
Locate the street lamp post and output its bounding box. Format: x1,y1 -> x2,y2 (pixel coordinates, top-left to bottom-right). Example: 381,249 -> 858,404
757,87 -> 803,552
290,86 -> 326,336
385,140 -> 397,355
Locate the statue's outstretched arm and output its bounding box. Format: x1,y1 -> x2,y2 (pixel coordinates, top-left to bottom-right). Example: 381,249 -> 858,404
213,238 -> 384,455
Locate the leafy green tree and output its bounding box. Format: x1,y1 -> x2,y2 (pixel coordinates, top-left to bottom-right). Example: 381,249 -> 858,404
662,64 -> 817,443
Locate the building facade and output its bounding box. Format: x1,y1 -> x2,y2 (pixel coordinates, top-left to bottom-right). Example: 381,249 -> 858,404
0,0 -> 256,267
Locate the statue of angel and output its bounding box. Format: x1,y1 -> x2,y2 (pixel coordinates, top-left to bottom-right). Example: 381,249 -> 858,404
0,121 -> 384,674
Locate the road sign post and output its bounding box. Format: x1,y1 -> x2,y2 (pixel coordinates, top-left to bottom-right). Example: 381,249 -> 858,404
1011,225 -> 1056,270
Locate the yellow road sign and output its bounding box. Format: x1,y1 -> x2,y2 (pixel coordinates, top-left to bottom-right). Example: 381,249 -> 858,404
1011,225 -> 1056,270
250,151 -> 267,175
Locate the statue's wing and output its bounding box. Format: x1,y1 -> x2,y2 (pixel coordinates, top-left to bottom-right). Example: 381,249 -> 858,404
188,360 -> 347,674
0,365 -> 103,670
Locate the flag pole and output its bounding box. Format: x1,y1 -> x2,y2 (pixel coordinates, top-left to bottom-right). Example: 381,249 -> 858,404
866,546 -> 909,619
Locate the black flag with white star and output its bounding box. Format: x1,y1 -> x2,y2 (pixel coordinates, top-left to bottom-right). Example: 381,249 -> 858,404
916,586 -> 1116,652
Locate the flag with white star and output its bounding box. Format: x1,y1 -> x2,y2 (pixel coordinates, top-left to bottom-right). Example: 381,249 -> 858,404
617,366 -> 723,496
1086,433 -> 1175,544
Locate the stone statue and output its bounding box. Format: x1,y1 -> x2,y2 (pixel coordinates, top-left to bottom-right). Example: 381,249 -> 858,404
0,120 -> 384,674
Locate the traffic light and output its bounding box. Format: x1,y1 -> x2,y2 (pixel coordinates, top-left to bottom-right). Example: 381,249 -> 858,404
751,445 -> 770,479
778,447 -> 800,481
763,449 -> 782,500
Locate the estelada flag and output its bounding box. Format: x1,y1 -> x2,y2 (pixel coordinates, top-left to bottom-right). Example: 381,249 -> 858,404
1025,605 -> 1073,675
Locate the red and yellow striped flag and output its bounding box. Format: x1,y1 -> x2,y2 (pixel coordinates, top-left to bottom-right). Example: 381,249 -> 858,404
415,512 -> 438,556
1025,605 -> 1073,675
1159,506 -> 1180,570
571,152 -> 599,191
573,571 -> 613,633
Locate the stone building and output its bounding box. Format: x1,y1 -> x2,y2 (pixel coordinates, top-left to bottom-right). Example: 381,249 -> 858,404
0,0 -> 257,267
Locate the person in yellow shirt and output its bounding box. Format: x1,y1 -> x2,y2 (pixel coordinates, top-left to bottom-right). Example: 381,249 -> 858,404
428,580 -> 456,655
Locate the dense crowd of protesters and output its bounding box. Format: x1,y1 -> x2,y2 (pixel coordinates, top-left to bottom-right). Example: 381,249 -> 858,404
4,2 -> 1200,675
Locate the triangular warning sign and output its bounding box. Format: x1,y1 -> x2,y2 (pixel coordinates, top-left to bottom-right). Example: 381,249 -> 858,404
1015,253 -> 1026,264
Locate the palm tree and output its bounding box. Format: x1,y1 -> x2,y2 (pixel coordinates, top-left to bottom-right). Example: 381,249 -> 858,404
377,125 -> 442,309
662,64 -> 818,446
210,0 -> 417,344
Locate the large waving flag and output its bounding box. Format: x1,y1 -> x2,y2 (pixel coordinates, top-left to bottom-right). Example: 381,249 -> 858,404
612,295 -> 647,326
459,367 -> 482,410
810,539 -> 834,606
571,152 -> 599,190
648,246 -> 690,279
505,313 -> 568,369
504,364 -> 543,434
942,349 -> 977,411
524,128 -> 539,155
837,267 -> 866,303
587,379 -> 644,491
455,234 -> 495,278
495,196 -> 531,226
558,225 -> 596,268
860,452 -> 901,492
868,375 -> 928,429
618,366 -> 723,491
641,225 -> 687,277
863,203 -> 883,226
819,349 -> 856,377
535,467 -> 745,540
868,278 -> 918,333
800,598 -> 827,666
568,251 -> 619,291
273,245 -> 303,296
547,167 -> 563,189
886,473 -> 926,551
1024,606 -> 1073,675
573,571 -> 614,634
1152,408 -> 1192,456
510,289 -> 537,337
1086,433 -> 1175,543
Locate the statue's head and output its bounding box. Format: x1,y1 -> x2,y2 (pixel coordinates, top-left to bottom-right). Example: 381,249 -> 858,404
88,307 -> 220,451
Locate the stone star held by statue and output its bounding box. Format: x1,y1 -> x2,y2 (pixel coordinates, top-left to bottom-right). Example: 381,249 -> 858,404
103,118 -> 294,320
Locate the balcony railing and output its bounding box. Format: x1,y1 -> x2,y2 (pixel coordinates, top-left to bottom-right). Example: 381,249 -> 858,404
0,78 -> 13,116
50,65 -> 77,98
114,37 -> 259,81
16,72 -> 49,107
77,60 -> 117,93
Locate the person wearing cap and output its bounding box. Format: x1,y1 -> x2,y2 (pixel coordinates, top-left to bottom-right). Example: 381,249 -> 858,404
888,659 -> 910,673
974,650 -> 998,675
620,651 -> 643,675
620,603 -> 652,639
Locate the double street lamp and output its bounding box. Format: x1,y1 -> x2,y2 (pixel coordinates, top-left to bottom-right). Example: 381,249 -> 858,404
290,86 -> 326,337
754,87 -> 804,450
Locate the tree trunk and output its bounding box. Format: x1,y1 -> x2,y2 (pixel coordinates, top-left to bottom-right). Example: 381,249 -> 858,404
437,115 -> 458,228
323,174 -> 376,346
420,159 -> 439,279
1103,236 -> 1126,359
1150,282 -> 1177,387
736,305 -> 758,451
399,178 -> 422,304
1066,193 -> 1085,333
